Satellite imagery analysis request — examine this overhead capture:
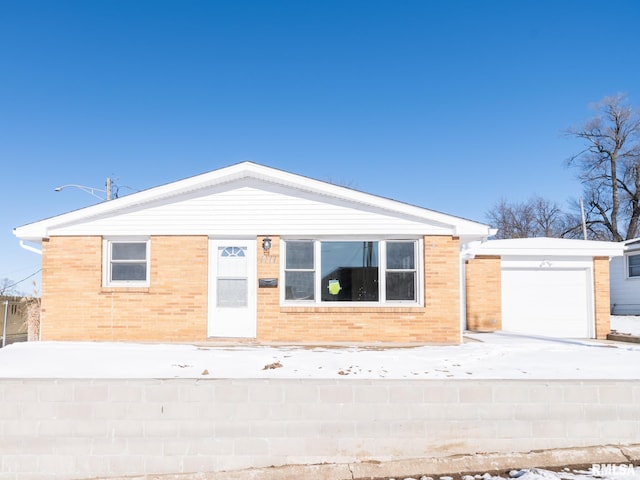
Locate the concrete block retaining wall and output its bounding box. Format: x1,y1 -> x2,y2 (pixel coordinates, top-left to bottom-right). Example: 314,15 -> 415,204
0,379 -> 639,480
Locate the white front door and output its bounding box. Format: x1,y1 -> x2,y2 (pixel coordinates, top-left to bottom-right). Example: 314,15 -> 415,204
208,239 -> 256,338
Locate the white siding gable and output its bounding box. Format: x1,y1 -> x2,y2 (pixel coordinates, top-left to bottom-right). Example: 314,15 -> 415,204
48,179 -> 454,237
15,162 -> 492,243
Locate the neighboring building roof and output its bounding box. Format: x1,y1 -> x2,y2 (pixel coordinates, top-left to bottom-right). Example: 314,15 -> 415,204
622,237 -> 640,251
14,161 -> 493,244
463,237 -> 624,259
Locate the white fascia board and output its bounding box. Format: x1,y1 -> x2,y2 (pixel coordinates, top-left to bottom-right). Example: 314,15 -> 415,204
465,237 -> 624,259
13,161 -> 492,240
13,225 -> 47,243
457,233 -> 494,246
12,166 -> 260,240
15,163 -> 255,240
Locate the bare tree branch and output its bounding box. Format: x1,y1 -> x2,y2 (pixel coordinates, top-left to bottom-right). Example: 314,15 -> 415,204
565,94 -> 640,241
486,196 -> 569,239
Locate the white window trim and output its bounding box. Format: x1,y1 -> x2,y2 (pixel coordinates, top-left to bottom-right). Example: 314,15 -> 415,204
627,253 -> 640,279
281,238 -> 423,307
383,240 -> 420,301
102,237 -> 151,287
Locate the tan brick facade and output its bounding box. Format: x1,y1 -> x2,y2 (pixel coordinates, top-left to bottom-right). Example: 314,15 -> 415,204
41,236 -> 209,341
464,255 -> 502,332
257,235 -> 462,344
41,234 -> 463,344
40,235 -> 615,343
593,256 -> 611,339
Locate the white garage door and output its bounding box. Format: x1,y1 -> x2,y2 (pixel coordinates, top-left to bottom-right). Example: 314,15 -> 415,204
501,268 -> 592,338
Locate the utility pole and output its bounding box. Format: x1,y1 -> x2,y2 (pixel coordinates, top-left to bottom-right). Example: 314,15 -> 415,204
106,177 -> 112,200
579,198 -> 588,240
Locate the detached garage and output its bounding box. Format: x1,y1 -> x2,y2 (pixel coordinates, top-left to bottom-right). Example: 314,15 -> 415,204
464,238 -> 623,339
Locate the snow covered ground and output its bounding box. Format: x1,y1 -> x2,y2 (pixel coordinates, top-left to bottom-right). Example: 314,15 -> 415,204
1,324 -> 638,479
611,315 -> 640,336
387,466 -> 640,480
0,326 -> 639,379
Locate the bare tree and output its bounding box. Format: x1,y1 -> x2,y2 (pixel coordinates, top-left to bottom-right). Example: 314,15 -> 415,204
561,198 -> 614,240
486,196 -> 569,239
0,278 -> 19,296
532,197 -> 564,237
487,198 -> 532,239
566,94 -> 640,241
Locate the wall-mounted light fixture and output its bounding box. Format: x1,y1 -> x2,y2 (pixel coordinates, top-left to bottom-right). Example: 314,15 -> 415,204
262,236 -> 272,254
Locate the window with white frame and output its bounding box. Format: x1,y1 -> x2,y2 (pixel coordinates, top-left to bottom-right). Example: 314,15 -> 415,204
283,239 -> 420,304
104,239 -> 150,286
284,241 -> 315,300
385,241 -> 417,300
628,254 -> 640,278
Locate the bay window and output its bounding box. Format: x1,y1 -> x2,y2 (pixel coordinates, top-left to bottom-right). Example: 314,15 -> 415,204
283,239 -> 420,304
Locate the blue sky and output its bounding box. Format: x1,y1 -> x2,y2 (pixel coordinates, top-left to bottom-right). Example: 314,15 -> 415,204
1,0 -> 639,294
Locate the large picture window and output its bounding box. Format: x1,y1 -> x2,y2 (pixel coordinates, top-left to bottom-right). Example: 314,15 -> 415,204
283,239 -> 420,304
104,239 -> 150,286
321,241 -> 379,301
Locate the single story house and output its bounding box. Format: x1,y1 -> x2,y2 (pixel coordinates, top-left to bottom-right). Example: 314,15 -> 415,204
463,237 -> 623,339
14,162 -> 622,343
14,162 -> 495,344
610,238 -> 640,314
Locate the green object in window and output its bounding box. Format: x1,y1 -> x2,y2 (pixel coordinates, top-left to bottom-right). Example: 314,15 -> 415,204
328,279 -> 341,295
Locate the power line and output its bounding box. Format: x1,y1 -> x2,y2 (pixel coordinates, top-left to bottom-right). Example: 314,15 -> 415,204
1,269 -> 42,292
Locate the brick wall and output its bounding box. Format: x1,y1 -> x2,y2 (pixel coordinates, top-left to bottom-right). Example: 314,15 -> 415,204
593,256 -> 611,339
465,255 -> 502,332
41,236 -> 209,341
256,235 -> 281,340
257,235 -> 461,344
1,378 -> 638,480
41,235 -> 462,344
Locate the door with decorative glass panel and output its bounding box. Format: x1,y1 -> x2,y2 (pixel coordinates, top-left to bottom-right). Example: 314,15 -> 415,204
208,239 -> 256,338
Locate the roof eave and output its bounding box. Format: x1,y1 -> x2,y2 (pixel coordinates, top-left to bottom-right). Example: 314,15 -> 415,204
13,162 -> 493,240
465,238 -> 624,258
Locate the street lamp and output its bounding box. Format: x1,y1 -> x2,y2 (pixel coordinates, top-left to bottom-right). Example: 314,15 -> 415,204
54,177 -> 113,201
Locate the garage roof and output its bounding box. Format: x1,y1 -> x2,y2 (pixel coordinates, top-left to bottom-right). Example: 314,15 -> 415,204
463,237 -> 624,259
